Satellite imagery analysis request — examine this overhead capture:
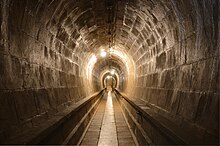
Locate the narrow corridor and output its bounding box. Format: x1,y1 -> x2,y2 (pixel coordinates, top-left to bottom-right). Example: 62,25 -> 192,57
80,91 -> 136,146
0,0 -> 219,145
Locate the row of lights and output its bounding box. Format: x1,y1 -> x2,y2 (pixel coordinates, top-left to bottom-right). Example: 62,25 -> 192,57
100,48 -> 116,80
106,69 -> 116,80
106,75 -> 112,79
100,47 -> 114,58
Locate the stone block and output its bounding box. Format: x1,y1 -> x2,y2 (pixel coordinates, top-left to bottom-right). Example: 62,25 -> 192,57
186,35 -> 197,63
70,29 -> 80,41
65,74 -> 71,88
47,88 -> 57,111
53,88 -> 69,106
157,89 -> 169,110
183,15 -> 195,37
124,18 -> 133,27
159,70 -> 174,89
69,87 -> 76,102
54,53 -> 61,69
0,54 -> 8,89
9,31 -> 22,57
33,89 -> 50,114
21,11 -> 40,39
143,88 -> 151,102
131,27 -> 139,37
19,33 -> 35,60
31,42 -> 44,64
10,56 -> 23,88
73,88 -> 80,102
177,92 -> 201,121
152,4 -> 166,21
195,93 -> 219,133
161,38 -> 167,50
46,68 -> 54,88
178,64 -> 192,90
75,64 -> 79,75
8,0 -> 25,31
149,89 -> 159,105
156,23 -> 165,38
156,52 -> 166,70
0,54 -> 23,89
209,58 -> 220,93
0,1 -> 9,53
13,90 -> 38,121
0,91 -> 18,127
181,41 -> 188,64
164,90 -> 173,111
37,26 -> 50,44
151,73 -> 159,87
166,48 -> 176,68
148,34 -> 156,46
170,90 -> 181,115
67,39 -> 76,51
56,28 -> 69,43
191,59 -> 214,92
63,48 -> 72,58
165,30 -> 176,49
21,61 -> 32,87
59,71 -> 67,86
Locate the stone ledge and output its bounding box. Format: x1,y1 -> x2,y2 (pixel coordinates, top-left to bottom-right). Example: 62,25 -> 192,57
114,89 -> 219,145
5,90 -> 104,144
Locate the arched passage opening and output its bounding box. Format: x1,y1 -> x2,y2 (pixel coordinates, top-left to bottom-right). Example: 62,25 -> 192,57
102,71 -> 118,90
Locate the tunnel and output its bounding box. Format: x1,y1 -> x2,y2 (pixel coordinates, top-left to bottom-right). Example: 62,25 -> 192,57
0,0 -> 219,145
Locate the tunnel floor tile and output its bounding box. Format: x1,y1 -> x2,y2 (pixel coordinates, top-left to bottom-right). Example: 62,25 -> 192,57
80,91 -> 136,146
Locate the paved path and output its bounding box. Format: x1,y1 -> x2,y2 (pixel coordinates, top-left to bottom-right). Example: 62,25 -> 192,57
80,91 -> 136,146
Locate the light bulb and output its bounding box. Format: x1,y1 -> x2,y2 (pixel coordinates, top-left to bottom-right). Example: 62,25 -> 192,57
100,51 -> 107,57
111,70 -> 115,75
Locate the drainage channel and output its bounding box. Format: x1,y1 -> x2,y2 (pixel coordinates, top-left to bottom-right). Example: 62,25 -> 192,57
78,91 -> 137,146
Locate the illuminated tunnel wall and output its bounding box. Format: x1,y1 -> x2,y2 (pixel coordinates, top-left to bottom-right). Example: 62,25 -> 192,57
0,0 -> 219,142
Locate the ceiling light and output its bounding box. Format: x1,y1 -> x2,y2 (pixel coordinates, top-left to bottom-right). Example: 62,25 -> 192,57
109,47 -> 114,53
111,70 -> 115,75
100,50 -> 107,57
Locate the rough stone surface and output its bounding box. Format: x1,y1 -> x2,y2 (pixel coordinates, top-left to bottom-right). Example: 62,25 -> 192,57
0,0 -> 219,145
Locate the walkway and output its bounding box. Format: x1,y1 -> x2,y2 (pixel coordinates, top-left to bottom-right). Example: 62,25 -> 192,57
79,91 -> 136,146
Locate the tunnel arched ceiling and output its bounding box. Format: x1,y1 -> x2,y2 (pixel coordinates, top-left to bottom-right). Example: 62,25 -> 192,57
6,0 -> 218,98
44,0 -> 215,82
14,0 -> 217,99
0,0 -> 219,144
46,0 -> 177,60
9,0 -> 218,75
93,57 -> 126,75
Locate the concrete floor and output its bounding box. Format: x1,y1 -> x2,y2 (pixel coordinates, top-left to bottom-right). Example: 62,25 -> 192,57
80,91 -> 136,146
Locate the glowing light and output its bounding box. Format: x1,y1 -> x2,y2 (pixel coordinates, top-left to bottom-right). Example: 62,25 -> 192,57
107,75 -> 111,79
111,70 -> 115,75
91,54 -> 97,62
109,47 -> 114,53
100,50 -> 107,57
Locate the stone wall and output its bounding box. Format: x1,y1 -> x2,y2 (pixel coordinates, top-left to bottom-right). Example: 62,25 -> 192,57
0,0 -> 219,143
119,0 -> 219,138
0,0 -> 100,139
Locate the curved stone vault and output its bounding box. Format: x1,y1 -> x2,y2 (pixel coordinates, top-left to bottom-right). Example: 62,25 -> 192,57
0,0 -> 219,144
